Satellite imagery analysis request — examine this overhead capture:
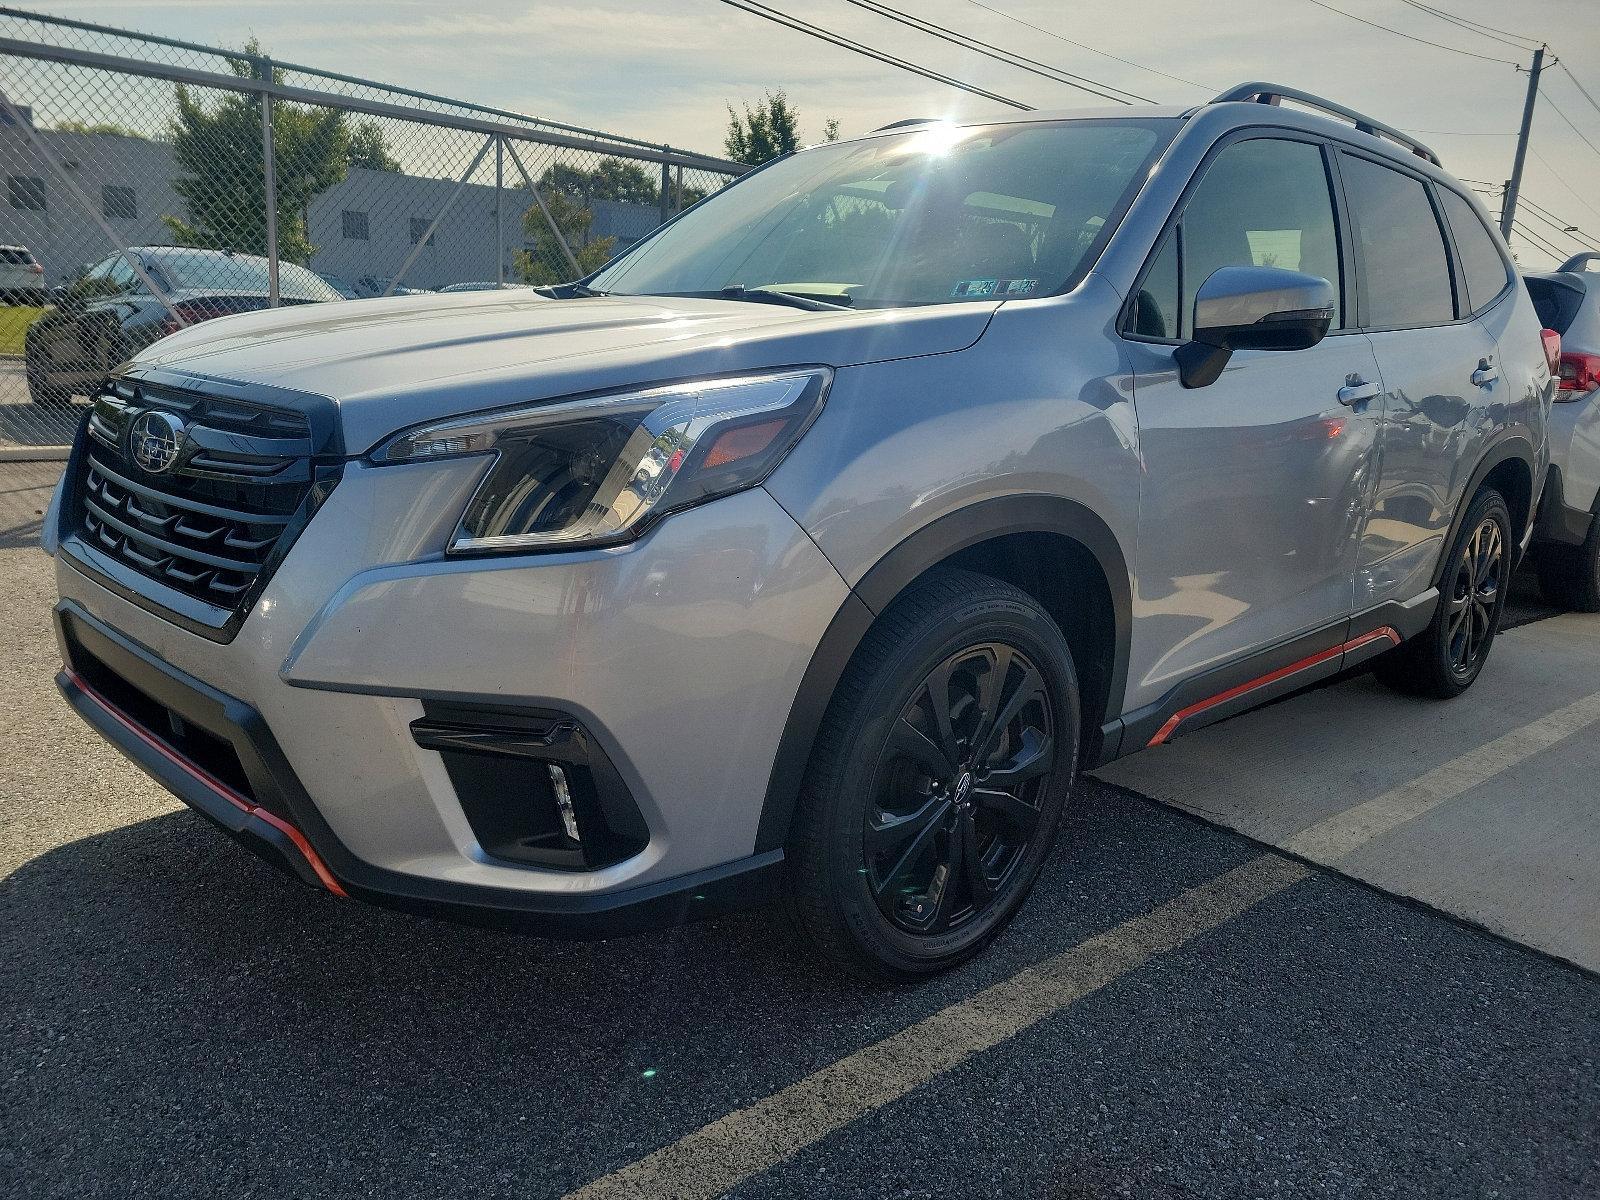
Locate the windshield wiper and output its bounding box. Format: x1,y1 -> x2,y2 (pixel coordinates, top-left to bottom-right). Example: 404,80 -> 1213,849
534,281 -> 607,299
723,285 -> 853,311
639,286 -> 851,311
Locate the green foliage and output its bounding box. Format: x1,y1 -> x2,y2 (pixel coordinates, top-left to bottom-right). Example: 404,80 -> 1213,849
515,189 -> 616,286
724,90 -> 801,165
347,121 -> 401,172
161,39 -> 400,263
724,92 -> 842,164
51,119 -> 148,140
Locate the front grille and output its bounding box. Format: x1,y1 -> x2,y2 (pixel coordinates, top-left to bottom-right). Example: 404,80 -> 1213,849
66,379 -> 336,629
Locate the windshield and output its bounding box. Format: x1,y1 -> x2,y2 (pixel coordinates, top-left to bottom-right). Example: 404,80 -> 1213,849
592,119 -> 1173,309
150,249 -> 343,302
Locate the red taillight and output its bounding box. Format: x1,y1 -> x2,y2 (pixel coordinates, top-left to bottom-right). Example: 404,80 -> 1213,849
27,262 -> 42,274
1541,328 -> 1562,376
1559,350 -> 1600,395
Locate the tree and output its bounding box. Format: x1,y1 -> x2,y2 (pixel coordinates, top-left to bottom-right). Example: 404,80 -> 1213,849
161,40 -> 347,264
723,91 -> 841,165
347,121 -> 401,172
51,119 -> 148,140
538,158 -> 659,207
515,190 -> 616,286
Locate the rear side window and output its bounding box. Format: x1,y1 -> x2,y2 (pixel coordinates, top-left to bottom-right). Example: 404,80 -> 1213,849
0,247 -> 28,265
1340,155 -> 1455,327
1438,188 -> 1511,314
1180,138 -> 1345,331
1524,277 -> 1584,334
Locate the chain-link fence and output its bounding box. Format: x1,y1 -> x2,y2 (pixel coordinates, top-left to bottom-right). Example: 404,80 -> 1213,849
0,6 -> 746,453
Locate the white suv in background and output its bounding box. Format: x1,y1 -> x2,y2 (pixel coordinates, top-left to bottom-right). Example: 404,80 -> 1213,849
1526,253 -> 1600,610
0,244 -> 45,302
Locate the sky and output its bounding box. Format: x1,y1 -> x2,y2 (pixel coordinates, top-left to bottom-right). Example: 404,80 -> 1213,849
15,0 -> 1600,267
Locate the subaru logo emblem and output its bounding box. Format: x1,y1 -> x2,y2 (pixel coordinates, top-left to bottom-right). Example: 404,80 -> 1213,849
128,410 -> 186,475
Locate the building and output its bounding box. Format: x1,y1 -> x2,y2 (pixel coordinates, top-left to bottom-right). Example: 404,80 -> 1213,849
0,110 -> 669,290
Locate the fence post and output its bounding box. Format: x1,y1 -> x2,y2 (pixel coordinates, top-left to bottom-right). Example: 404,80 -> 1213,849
257,54 -> 279,306
659,148 -> 671,225
495,135 -> 505,287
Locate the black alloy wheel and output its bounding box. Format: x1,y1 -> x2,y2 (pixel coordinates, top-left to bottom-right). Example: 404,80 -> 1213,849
866,642 -> 1054,936
786,568 -> 1079,979
1446,515 -> 1503,679
1375,487 -> 1511,699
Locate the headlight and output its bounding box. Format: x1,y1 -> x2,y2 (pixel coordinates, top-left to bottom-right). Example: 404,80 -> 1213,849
372,368 -> 830,554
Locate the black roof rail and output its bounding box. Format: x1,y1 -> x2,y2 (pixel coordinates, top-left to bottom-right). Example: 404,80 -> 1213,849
872,118 -> 940,132
1557,251 -> 1600,273
1211,82 -> 1441,167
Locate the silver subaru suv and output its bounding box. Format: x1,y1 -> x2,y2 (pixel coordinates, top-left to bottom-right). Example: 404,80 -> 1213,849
47,84 -> 1552,978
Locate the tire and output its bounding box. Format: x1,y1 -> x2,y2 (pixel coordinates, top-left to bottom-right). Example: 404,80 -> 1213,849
1374,488 -> 1513,698
785,568 -> 1080,980
26,369 -> 72,408
1533,518 -> 1600,613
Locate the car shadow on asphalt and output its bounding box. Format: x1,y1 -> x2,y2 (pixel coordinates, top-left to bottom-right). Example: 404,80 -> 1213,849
1,783 -> 1263,1197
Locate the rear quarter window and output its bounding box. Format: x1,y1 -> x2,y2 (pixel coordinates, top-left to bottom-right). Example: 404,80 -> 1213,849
1438,188 -> 1512,314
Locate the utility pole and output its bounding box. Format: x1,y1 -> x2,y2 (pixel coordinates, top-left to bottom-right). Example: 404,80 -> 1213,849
1501,43 -> 1546,241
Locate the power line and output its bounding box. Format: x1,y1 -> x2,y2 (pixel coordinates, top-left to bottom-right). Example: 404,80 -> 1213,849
839,0 -> 1147,105
1512,219 -> 1569,262
958,0 -> 1214,94
1530,147 -> 1600,224
1555,62 -> 1600,120
1542,90 -> 1600,162
1519,195 -> 1598,247
713,0 -> 1033,110
1301,0 -> 1520,65
1519,203 -> 1587,248
1391,1 -> 1541,51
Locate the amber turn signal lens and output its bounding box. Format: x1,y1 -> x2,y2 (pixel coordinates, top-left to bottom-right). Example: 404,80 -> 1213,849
702,418 -> 788,470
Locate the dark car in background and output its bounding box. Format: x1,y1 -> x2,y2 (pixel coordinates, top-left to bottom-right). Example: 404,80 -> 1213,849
24,247 -> 344,406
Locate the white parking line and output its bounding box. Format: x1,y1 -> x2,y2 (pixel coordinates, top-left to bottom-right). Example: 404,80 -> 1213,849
563,854 -> 1309,1200
1283,689 -> 1600,863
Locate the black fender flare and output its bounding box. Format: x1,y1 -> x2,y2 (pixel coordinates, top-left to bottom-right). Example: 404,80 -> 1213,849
1432,433 -> 1538,588
754,494 -> 1133,853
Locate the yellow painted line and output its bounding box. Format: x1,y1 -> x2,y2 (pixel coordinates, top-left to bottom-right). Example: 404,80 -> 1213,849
563,854 -> 1309,1200
1283,689 -> 1600,862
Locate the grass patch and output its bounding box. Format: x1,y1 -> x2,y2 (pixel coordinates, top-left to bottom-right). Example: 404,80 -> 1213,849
0,305 -> 47,357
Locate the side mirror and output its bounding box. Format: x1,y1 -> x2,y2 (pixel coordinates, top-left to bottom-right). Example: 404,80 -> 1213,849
1174,265 -> 1336,388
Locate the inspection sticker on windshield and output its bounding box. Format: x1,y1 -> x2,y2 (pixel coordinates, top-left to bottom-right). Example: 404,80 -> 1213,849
952,278 -> 1038,299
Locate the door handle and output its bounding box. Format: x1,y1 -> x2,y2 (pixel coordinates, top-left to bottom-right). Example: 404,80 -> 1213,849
1338,377 -> 1380,406
1472,359 -> 1499,387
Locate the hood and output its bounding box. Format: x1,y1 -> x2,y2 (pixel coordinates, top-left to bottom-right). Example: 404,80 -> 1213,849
130,289 -> 998,452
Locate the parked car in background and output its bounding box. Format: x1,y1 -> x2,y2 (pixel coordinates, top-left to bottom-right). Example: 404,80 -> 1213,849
23,247 -> 345,406
47,84 -> 1552,979
0,244 -> 46,303
314,270 -> 360,300
352,275 -> 432,298
1525,252 -> 1600,609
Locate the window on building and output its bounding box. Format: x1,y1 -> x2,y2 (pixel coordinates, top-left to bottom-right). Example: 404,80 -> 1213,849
409,217 -> 435,246
342,209 -> 369,241
102,184 -> 137,220
8,175 -> 45,211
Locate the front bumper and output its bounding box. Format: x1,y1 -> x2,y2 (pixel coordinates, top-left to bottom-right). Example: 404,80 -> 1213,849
52,456 -> 849,933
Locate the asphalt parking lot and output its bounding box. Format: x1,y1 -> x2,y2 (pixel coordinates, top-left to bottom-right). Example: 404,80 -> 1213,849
3,461 -> 1598,1199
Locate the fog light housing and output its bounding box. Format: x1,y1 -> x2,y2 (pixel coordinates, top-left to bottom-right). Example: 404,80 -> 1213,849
410,703 -> 647,870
